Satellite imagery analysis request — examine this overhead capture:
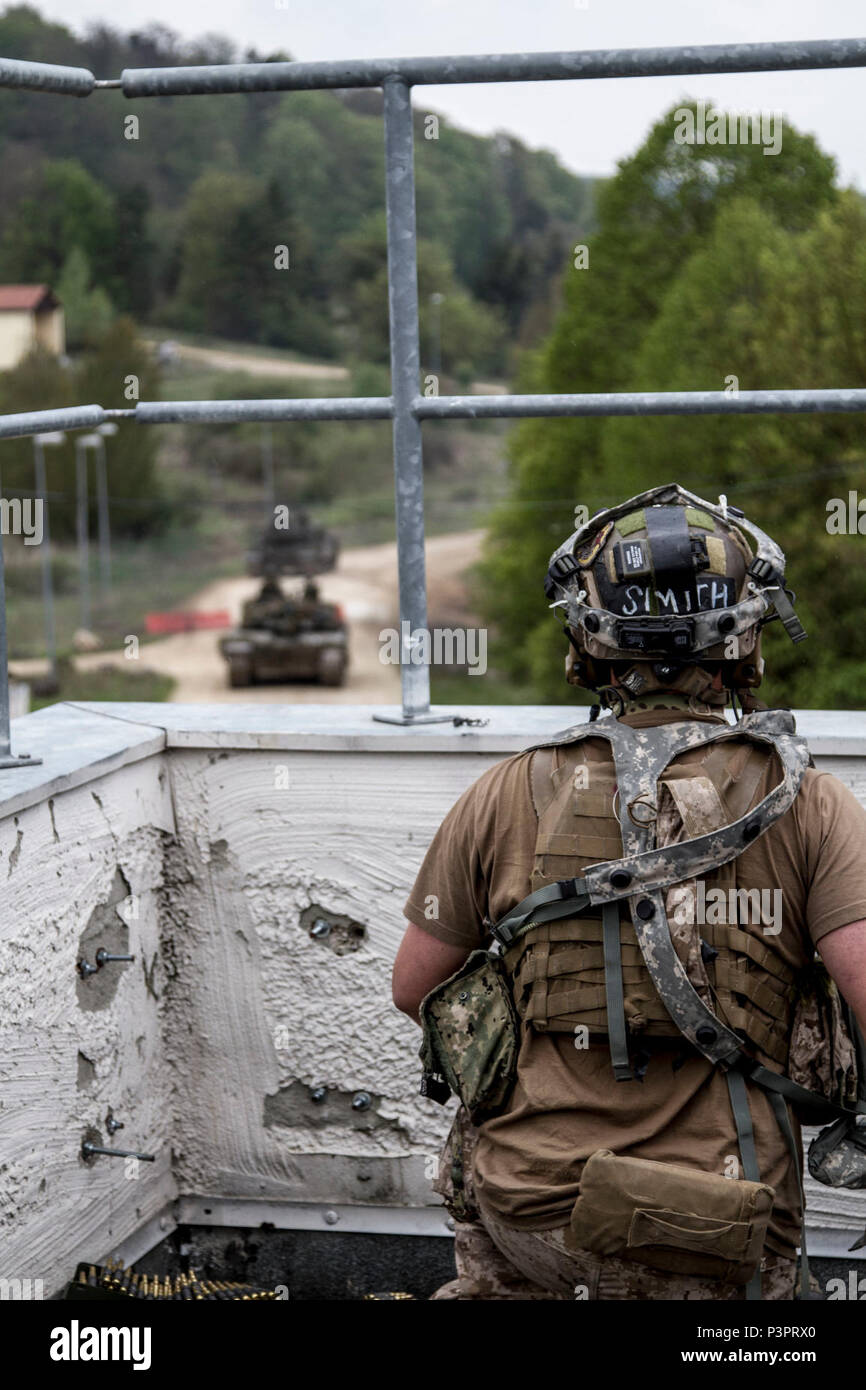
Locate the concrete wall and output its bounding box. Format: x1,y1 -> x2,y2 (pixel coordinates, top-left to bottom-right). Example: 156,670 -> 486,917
1,701 -> 865,1295
0,706 -> 175,1297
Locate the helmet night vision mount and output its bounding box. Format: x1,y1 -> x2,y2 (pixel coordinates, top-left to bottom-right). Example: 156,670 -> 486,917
544,483 -> 807,706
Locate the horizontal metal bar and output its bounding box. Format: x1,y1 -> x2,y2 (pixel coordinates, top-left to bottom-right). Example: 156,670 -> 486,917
176,1195 -> 453,1238
416,388 -> 866,418
0,55 -> 94,95
3,390 -> 866,440
99,1206 -> 177,1278
135,397 -> 393,424
119,37 -> 866,96
0,404 -> 106,440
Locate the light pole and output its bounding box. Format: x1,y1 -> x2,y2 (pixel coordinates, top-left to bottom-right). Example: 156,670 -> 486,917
430,292 -> 444,378
76,427 -> 116,625
75,436 -> 92,633
32,430 -> 65,681
0,467 -> 41,767
95,422 -> 117,600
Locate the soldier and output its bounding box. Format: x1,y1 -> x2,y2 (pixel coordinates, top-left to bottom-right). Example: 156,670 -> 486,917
392,484 -> 866,1301
242,577 -> 286,629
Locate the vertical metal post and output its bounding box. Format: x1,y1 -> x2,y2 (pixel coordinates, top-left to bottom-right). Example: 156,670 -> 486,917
0,524 -> 14,759
32,437 -> 57,678
95,436 -> 111,598
0,498 -> 38,768
379,76 -> 431,721
75,439 -> 91,632
262,422 -> 275,523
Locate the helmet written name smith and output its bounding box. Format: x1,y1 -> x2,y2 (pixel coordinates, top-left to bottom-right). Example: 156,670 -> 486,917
543,483 -> 807,713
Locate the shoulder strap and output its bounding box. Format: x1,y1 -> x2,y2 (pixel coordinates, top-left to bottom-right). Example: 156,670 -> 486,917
499,713 -> 811,1064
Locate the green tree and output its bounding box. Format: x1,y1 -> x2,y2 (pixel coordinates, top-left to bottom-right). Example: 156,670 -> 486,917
0,318 -> 166,541
171,169 -> 332,356
600,192 -> 866,708
481,105 -> 840,704
0,158 -> 119,292
75,316 -> 166,538
333,212 -> 506,377
55,245 -> 114,349
0,10 -> 593,351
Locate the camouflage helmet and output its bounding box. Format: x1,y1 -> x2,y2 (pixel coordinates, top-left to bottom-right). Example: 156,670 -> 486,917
544,484 -> 806,705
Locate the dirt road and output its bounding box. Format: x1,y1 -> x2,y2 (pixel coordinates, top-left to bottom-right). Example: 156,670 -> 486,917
147,339 -> 349,382
148,340 -> 507,392
70,530 -> 485,704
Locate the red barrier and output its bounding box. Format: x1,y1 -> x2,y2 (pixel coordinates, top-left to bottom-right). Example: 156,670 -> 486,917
145,611 -> 231,634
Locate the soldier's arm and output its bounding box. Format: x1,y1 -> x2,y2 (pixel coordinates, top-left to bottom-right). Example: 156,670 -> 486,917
392,922 -> 472,1026
817,918 -> 866,1037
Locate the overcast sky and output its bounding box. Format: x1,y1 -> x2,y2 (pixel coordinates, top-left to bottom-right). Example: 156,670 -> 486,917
29,0 -> 866,186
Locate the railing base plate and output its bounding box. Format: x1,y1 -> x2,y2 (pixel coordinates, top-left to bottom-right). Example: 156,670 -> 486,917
0,752 -> 41,768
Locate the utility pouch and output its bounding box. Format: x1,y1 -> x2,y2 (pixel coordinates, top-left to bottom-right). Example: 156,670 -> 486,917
431,1106 -> 481,1224
418,950 -> 520,1125
567,1149 -> 775,1285
802,994 -> 866,1188
808,1116 -> 866,1190
788,965 -> 860,1118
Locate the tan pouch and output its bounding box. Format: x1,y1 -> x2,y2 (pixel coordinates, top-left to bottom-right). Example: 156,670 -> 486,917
567,1149 -> 775,1285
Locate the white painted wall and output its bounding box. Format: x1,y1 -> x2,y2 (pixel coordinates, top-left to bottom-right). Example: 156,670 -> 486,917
0,306 -> 64,369
163,745 -> 482,1201
1,702 -> 865,1294
0,752 -> 177,1297
0,311 -> 36,370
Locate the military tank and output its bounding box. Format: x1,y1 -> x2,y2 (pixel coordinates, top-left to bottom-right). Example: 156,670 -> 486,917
244,507 -> 339,579
219,515 -> 348,688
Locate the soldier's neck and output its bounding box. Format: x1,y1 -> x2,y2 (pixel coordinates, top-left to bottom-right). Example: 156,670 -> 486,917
608,689 -> 727,719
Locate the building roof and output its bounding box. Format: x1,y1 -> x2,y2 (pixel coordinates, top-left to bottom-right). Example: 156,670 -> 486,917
0,284 -> 58,312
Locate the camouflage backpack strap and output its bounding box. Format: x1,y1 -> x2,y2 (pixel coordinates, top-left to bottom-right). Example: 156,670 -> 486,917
576,710 -> 811,1066
656,738 -> 792,1063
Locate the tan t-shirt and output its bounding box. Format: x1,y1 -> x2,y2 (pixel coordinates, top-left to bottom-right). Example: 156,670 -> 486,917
403,710 -> 866,1258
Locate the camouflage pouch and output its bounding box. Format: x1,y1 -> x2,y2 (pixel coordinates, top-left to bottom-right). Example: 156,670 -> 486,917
807,1115 -> 866,1190
788,962 -> 859,1114
418,950 -> 520,1125
786,964 -> 866,1188
431,1106 -> 481,1223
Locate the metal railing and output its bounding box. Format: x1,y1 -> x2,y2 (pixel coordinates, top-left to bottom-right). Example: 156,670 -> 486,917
1,36 -> 866,757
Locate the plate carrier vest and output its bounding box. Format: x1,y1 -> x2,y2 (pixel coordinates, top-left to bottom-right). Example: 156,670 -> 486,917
507,723 -> 795,1070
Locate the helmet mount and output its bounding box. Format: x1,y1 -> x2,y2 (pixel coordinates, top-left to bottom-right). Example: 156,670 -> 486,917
546,484 -> 806,714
